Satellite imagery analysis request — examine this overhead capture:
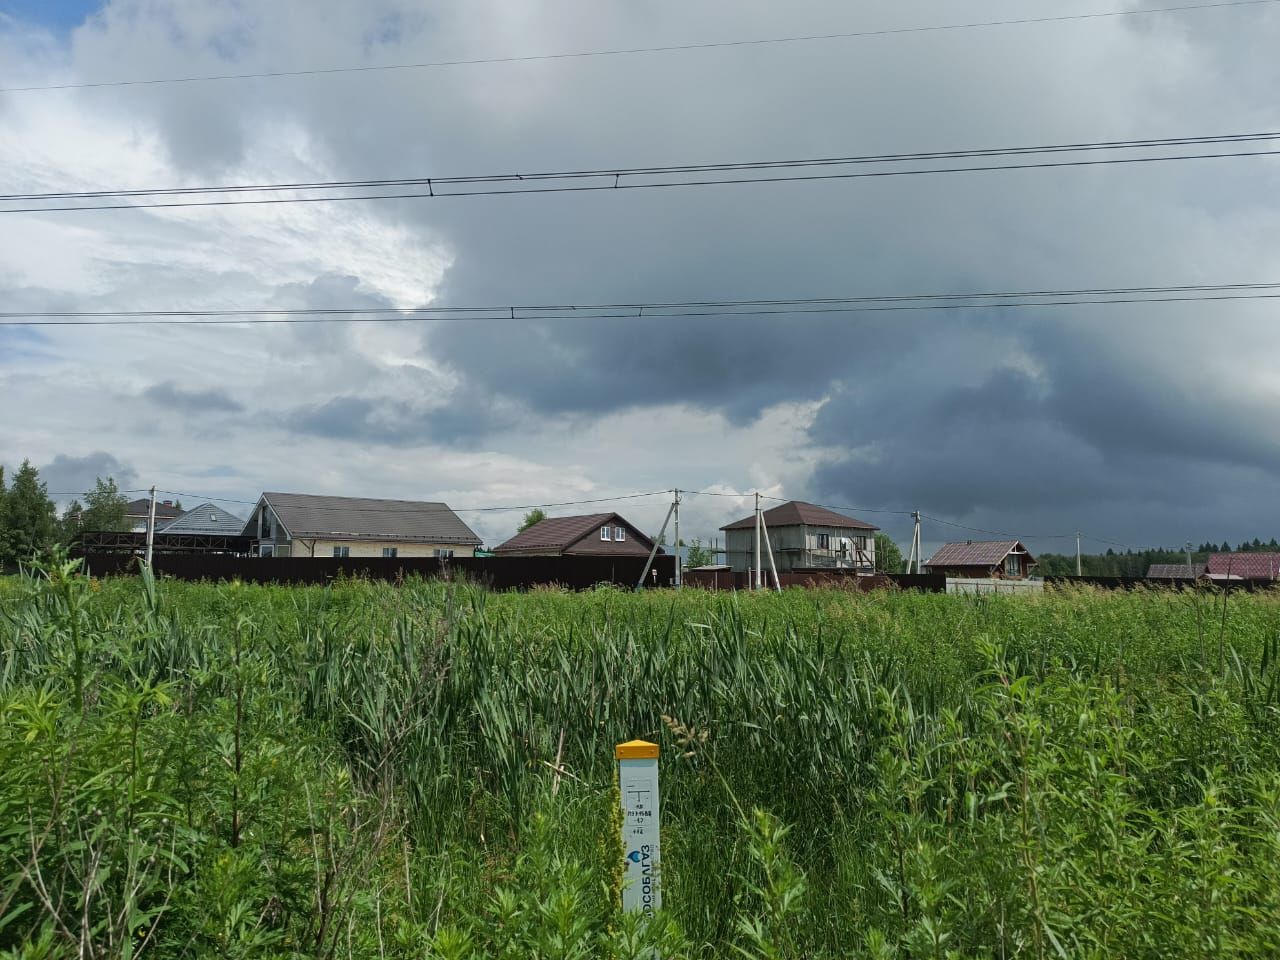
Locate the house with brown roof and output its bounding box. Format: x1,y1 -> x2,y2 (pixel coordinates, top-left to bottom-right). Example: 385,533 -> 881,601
923,540 -> 1036,579
125,497 -> 181,533
242,492 -> 482,558
720,501 -> 879,574
492,513 -> 659,557
1206,552 -> 1280,581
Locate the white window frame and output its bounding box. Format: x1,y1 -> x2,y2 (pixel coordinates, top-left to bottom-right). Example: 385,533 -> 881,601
434,548 -> 454,559
600,526 -> 612,541
816,533 -> 831,550
259,543 -> 275,558
333,545 -> 350,559
382,547 -> 398,558
614,526 -> 626,542
1005,554 -> 1020,576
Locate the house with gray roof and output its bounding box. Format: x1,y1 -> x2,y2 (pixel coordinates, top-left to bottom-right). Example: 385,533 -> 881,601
159,503 -> 245,536
242,491 -> 482,559
923,540 -> 1036,579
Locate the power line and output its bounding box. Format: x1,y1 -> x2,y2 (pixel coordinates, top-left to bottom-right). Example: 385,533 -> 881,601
46,483 -> 1138,549
10,132 -> 1279,202
5,280 -> 1280,327
140,488 -> 673,515
7,131 -> 1280,214
3,0 -> 1274,94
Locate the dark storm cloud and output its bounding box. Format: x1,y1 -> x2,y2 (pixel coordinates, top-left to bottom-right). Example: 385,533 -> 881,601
10,0 -> 1280,548
808,318 -> 1280,544
285,389 -> 513,447
143,380 -> 244,413
38,451 -> 138,495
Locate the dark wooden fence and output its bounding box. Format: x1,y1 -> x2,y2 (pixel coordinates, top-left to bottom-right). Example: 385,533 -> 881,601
80,553 -> 676,590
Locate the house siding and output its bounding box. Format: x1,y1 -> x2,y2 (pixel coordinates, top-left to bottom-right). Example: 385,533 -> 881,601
725,524 -> 875,574
293,539 -> 478,559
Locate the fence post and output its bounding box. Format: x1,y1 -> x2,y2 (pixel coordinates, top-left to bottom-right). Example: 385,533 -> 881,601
616,739 -> 661,921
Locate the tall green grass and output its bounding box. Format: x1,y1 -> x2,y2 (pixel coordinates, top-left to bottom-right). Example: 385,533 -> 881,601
2,564 -> 1279,957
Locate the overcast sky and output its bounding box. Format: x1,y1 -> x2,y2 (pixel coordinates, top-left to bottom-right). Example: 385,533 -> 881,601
2,0 -> 1279,551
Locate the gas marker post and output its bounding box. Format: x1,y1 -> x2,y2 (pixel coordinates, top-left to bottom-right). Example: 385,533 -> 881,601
616,739 -> 661,920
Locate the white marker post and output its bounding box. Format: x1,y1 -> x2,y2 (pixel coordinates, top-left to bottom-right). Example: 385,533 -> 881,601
616,739 -> 661,920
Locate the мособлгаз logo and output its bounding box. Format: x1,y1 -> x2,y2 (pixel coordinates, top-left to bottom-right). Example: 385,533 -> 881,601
627,850 -> 642,863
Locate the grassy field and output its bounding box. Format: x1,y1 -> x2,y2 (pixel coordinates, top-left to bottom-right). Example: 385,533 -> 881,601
2,563 -> 1279,958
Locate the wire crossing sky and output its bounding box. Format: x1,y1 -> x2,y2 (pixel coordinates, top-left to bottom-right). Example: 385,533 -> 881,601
2,0 -> 1276,93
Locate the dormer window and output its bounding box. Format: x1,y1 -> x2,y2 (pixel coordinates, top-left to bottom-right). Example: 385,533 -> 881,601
601,526 -> 612,541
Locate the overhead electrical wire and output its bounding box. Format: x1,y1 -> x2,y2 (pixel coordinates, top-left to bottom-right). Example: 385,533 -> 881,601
2,0 -> 1275,94
5,280 -> 1280,327
45,484 -> 1136,548
6,131 -> 1280,214
134,489 -> 675,515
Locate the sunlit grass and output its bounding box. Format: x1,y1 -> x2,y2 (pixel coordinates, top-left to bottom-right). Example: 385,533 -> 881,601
2,566 -> 1279,957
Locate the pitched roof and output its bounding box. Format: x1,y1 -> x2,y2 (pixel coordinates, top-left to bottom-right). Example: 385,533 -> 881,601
721,500 -> 879,532
1147,563 -> 1208,579
924,540 -> 1031,568
492,513 -> 655,553
124,498 -> 181,520
252,492 -> 482,544
1206,553 -> 1280,579
159,503 -> 245,535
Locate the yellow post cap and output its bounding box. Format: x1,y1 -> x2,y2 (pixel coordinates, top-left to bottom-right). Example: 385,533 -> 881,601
615,739 -> 660,760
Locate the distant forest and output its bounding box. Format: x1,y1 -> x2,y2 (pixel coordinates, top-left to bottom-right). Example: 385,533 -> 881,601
1036,539 -> 1280,578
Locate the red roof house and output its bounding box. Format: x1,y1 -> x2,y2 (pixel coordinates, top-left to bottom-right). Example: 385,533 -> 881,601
923,540 -> 1036,579
492,513 -> 659,557
1206,553 -> 1280,580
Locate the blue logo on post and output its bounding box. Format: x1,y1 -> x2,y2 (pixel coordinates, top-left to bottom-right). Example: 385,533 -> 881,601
627,850 -> 642,863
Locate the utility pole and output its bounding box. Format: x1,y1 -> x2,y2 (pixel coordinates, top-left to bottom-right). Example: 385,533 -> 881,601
637,499 -> 676,590
754,492 -> 763,590
1185,541 -> 1193,579
761,513 -> 782,593
1076,532 -> 1082,577
673,489 -> 681,589
145,485 -> 157,566
907,510 -> 922,574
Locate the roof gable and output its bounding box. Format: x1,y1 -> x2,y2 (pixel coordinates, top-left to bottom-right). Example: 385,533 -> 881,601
159,502 -> 245,535
721,500 -> 879,532
924,540 -> 1033,567
1206,553 -> 1280,578
253,492 -> 482,544
1147,563 -> 1207,579
493,513 -> 655,553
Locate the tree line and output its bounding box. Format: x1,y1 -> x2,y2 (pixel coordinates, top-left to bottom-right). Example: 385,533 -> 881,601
0,460 -> 144,568
1036,540 -> 1280,578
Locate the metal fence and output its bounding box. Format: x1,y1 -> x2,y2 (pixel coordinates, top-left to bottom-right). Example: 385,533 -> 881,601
80,553 -> 676,590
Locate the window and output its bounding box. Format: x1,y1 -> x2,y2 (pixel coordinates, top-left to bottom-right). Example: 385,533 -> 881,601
382,547 -> 398,558
614,526 -> 626,542
209,512 -> 218,522
333,546 -> 350,559
1005,554 -> 1020,576
259,544 -> 275,558
600,526 -> 612,541
434,548 -> 454,559
816,533 -> 831,550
